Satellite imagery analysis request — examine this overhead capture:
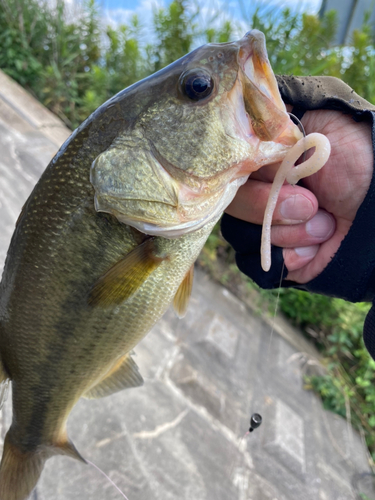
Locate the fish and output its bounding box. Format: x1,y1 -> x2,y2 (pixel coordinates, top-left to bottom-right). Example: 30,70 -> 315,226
0,30 -> 302,500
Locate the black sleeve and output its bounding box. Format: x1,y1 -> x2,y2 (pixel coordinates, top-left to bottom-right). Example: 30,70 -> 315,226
220,76 -> 375,357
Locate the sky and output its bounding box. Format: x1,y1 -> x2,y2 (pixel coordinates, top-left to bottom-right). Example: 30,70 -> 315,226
98,0 -> 322,12
96,0 -> 323,29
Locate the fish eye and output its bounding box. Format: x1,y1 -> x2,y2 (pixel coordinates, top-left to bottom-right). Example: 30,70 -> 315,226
180,69 -> 214,101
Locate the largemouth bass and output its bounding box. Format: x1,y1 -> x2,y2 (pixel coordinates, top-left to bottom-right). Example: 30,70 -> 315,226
0,30 -> 302,500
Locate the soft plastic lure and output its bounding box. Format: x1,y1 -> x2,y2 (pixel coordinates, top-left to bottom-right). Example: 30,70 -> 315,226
261,132 -> 331,271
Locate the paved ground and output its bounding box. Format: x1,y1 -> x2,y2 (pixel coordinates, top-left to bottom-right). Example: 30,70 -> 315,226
0,70 -> 374,500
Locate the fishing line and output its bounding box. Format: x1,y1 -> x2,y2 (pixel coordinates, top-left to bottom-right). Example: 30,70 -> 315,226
87,459 -> 130,500
266,261 -> 286,362
228,415 -> 263,493
228,268 -> 285,485
263,113 -> 305,367
263,113 -> 304,374
229,125 -> 300,477
229,114 -> 306,485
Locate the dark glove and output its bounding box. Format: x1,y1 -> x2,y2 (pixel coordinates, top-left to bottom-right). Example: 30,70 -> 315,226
276,75 -> 375,118
221,75 -> 375,302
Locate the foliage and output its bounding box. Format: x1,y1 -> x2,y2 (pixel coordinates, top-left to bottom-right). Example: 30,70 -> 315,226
79,16 -> 152,122
342,18 -> 375,104
296,295 -> 375,455
2,0 -> 375,128
250,7 -> 341,77
153,0 -> 195,70
2,0 -> 375,458
0,0 -> 102,127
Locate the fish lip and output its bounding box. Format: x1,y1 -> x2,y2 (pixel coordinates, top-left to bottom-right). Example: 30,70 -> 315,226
237,29 -> 283,108
235,29 -> 298,144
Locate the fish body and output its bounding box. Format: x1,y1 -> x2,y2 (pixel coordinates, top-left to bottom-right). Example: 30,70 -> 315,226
0,31 -> 301,500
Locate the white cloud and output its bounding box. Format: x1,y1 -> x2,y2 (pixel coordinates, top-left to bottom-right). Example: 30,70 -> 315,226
98,0 -> 323,45
102,0 -> 163,30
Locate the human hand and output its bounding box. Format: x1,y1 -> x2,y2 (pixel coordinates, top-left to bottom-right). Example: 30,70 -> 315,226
225,108 -> 373,284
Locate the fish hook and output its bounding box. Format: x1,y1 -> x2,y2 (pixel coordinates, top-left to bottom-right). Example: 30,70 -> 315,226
289,112 -> 307,163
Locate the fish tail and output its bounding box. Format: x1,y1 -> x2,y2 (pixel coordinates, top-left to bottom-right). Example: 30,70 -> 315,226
0,431 -> 46,500
0,430 -> 86,500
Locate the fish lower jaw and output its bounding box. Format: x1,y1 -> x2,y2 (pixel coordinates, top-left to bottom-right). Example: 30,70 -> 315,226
113,175 -> 249,239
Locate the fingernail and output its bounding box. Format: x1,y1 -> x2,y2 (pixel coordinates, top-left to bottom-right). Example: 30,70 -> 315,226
306,211 -> 334,238
280,195 -> 314,221
294,245 -> 319,257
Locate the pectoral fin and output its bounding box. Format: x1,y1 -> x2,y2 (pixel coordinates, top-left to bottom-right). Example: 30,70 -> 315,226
84,353 -> 144,399
89,237 -> 165,307
173,264 -> 194,318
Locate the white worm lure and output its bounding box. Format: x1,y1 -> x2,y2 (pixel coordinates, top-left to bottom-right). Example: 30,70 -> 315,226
261,132 -> 331,272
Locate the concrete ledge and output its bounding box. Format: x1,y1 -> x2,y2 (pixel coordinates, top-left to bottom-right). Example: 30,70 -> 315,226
0,70 -> 71,147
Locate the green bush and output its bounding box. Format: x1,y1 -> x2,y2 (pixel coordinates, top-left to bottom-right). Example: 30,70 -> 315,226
2,0 -> 375,128
0,0 -> 102,127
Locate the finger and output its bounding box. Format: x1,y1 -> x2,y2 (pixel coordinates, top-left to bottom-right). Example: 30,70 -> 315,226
271,210 -> 335,248
284,221 -> 351,283
225,179 -> 318,225
250,162 -> 282,183
283,246 -> 319,272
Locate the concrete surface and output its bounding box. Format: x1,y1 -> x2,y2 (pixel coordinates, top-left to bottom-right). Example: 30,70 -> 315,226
0,69 -> 374,500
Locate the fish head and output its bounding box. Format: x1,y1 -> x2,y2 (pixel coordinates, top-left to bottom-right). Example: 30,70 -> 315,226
91,30 -> 302,237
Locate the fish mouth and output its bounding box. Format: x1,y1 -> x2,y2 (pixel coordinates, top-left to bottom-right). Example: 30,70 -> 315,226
236,30 -> 302,144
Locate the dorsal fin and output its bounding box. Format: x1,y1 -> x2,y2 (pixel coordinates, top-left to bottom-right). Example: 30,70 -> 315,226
89,237 -> 165,307
173,264 -> 194,318
84,353 -> 143,399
